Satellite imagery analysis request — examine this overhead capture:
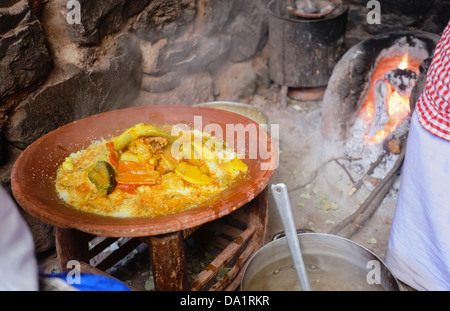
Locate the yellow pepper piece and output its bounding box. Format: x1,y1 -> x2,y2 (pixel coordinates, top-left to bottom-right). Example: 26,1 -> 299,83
119,151 -> 139,163
62,157 -> 74,170
187,158 -> 202,166
175,162 -> 211,185
112,123 -> 173,151
220,159 -> 248,175
192,141 -> 216,162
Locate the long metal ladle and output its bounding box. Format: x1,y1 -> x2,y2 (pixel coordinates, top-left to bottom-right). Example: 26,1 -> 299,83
271,183 -> 311,291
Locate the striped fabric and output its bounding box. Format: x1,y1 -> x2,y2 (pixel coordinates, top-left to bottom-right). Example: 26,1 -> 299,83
416,21 -> 450,141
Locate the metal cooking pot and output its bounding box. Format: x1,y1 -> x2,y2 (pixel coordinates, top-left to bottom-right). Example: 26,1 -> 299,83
193,101 -> 269,126
267,0 -> 348,88
241,232 -> 400,291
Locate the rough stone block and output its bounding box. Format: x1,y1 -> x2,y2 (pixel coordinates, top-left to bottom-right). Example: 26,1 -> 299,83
0,0 -> 52,100
5,33 -> 142,149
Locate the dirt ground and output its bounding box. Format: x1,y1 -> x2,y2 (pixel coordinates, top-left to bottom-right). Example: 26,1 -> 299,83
248,85 -> 400,260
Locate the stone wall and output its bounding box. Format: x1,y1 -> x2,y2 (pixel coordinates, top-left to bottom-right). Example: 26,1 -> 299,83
1,0 -> 271,152
0,0 -> 271,253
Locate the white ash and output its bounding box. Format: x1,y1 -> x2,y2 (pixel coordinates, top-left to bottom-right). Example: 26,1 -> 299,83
367,80 -> 390,140
343,115 -> 410,183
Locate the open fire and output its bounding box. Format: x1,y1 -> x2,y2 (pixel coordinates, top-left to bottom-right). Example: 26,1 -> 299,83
358,53 -> 420,145
340,48 -> 428,186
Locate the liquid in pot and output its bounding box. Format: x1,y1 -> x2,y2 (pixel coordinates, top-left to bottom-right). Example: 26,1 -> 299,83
244,253 -> 385,291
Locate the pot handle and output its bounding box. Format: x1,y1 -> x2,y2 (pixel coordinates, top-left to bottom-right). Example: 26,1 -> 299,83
272,229 -> 314,241
271,183 -> 311,291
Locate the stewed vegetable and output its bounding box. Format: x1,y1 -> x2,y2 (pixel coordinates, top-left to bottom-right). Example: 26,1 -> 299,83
87,161 -> 117,195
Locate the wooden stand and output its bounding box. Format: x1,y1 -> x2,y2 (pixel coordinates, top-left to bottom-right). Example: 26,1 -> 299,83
54,188 -> 268,291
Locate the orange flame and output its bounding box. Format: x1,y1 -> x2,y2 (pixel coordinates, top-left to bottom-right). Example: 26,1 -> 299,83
398,53 -> 408,70
359,53 -> 418,145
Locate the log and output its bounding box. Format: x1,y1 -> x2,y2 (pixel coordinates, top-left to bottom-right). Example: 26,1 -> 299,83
329,145 -> 405,238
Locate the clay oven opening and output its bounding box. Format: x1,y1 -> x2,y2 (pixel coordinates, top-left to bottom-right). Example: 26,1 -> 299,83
319,32 -> 440,204
322,31 -> 440,146
358,52 -> 417,145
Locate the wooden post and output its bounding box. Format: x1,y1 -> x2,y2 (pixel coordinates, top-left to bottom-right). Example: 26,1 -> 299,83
55,228 -> 90,271
247,187 -> 269,248
144,231 -> 189,291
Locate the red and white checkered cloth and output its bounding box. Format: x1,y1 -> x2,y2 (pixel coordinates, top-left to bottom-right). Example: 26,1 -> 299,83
416,21 -> 450,141
416,22 -> 450,141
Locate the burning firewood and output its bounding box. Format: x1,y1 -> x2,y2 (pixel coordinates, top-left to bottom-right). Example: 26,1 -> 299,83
366,80 -> 390,140
385,68 -> 417,98
348,151 -> 385,196
330,143 -> 406,239
386,138 -> 401,154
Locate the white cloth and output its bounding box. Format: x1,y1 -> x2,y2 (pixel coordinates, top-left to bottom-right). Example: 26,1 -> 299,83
386,111 -> 450,291
0,186 -> 39,290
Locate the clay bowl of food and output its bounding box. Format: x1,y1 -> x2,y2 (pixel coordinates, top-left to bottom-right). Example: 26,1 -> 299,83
11,105 -> 277,237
